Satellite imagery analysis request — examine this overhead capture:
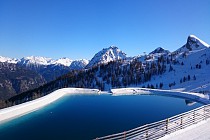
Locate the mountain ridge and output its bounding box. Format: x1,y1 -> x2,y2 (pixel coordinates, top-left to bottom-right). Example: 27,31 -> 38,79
175,35 -> 209,53
0,55 -> 89,68
1,35 -> 210,108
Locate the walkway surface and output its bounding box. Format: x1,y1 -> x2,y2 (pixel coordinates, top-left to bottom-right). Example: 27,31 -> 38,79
159,118 -> 210,140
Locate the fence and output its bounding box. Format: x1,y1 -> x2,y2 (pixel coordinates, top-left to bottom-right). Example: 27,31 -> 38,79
94,104 -> 210,140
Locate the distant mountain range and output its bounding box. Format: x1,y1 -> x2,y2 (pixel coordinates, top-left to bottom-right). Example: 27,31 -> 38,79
0,56 -> 89,81
0,56 -> 89,68
0,35 -> 210,106
0,46 -> 126,69
0,56 -> 89,99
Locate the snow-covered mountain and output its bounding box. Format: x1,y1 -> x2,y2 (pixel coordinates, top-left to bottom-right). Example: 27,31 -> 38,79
53,58 -> 89,69
0,55 -> 89,82
176,35 -> 209,53
86,46 -> 126,68
138,35 -> 210,93
2,34 -> 210,108
1,34 -> 210,94
149,47 -> 170,55
0,55 -> 89,69
19,56 -> 54,66
70,59 -> 89,70
52,57 -> 73,66
0,56 -> 18,64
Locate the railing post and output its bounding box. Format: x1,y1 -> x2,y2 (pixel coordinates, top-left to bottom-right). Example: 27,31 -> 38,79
206,105 -> 210,119
193,110 -> 195,124
180,115 -> 183,129
146,125 -> 148,140
166,118 -> 169,134
204,106 -> 206,120
124,131 -> 126,140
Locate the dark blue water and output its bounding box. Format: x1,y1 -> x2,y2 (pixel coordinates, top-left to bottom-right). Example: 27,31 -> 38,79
0,94 -> 202,140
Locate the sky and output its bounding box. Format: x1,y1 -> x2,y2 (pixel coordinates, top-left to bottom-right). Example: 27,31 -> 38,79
0,0 -> 210,60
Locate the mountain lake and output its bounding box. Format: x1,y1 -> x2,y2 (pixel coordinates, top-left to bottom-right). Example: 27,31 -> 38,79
0,94 -> 202,140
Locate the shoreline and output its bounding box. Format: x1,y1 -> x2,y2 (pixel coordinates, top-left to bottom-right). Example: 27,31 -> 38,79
1,87 -> 209,124
111,88 -> 210,104
0,88 -> 100,123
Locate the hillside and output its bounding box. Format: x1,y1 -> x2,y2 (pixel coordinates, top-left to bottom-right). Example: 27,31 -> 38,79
1,35 -> 210,109
0,62 -> 45,100
141,35 -> 210,92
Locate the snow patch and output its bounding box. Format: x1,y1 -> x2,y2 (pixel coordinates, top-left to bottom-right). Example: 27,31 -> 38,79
111,88 -> 210,104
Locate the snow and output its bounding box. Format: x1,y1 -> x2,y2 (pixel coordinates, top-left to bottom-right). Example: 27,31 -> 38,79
0,55 -> 88,69
189,35 -> 210,48
1,87 -> 210,139
0,88 -> 100,123
0,56 -> 18,64
176,35 -> 209,53
1,35 -> 210,138
159,118 -> 210,140
52,57 -> 73,66
136,41 -> 210,94
20,56 -> 54,65
110,88 -> 210,140
111,88 -> 210,104
70,59 -> 89,69
86,46 -> 126,68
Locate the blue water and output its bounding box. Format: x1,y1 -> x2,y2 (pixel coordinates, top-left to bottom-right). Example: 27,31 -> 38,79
0,94 -> 202,140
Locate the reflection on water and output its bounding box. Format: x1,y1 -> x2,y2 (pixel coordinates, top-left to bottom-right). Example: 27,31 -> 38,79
185,99 -> 196,106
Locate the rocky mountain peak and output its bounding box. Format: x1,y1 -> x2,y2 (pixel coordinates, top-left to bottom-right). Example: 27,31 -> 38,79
86,46 -> 126,68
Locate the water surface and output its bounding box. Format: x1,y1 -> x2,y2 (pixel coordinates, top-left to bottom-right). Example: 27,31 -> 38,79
0,94 -> 202,140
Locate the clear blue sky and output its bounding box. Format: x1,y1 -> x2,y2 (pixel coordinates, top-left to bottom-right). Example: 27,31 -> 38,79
0,0 -> 209,60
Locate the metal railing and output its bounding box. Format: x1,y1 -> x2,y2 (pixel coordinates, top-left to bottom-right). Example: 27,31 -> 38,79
94,104 -> 210,140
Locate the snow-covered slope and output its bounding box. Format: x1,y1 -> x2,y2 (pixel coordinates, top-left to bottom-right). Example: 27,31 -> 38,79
176,35 -> 209,53
86,46 -> 126,68
138,35 -> 210,93
0,56 -> 18,64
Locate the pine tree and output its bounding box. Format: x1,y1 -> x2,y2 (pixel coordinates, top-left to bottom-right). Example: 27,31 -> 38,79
193,75 -> 196,80
183,76 -> 186,82
188,75 -> 191,81
181,62 -> 184,65
159,83 -> 163,89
